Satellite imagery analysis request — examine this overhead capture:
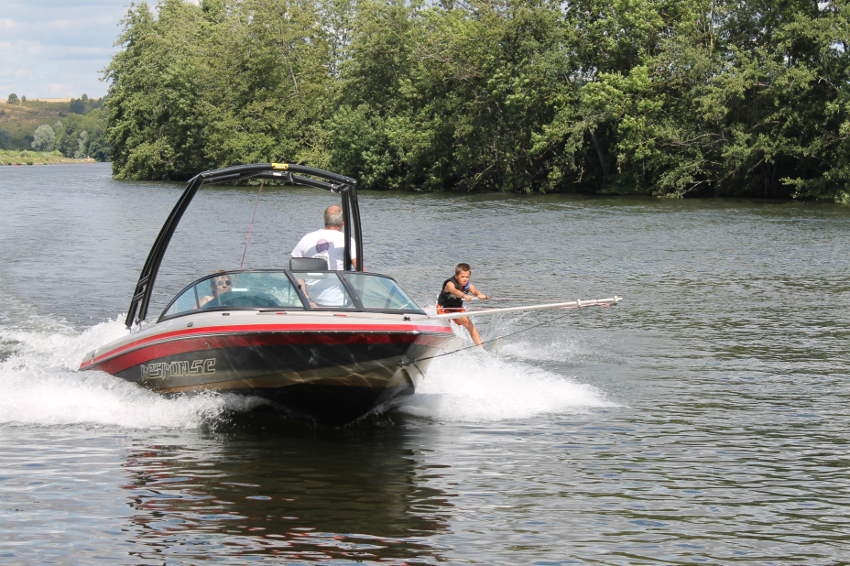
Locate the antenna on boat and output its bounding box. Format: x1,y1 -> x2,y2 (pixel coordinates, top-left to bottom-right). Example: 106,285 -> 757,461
239,180 -> 265,269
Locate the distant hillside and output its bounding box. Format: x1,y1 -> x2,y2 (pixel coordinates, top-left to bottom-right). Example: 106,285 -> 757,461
0,96 -> 110,160
1,97 -> 99,143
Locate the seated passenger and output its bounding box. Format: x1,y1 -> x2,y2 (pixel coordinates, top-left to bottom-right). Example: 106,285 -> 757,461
199,274 -> 231,307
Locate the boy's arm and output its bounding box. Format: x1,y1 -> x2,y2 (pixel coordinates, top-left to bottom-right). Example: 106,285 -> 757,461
469,284 -> 488,300
445,281 -> 472,300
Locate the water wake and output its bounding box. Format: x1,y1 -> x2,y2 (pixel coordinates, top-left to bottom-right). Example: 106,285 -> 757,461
401,342 -> 616,423
0,315 -> 615,429
0,318 -> 228,429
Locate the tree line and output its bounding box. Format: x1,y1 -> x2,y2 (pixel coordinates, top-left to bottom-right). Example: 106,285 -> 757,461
2,95 -> 110,161
105,0 -> 850,201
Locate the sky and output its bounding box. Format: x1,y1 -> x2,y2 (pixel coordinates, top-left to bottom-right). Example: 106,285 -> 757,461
0,1 -> 133,100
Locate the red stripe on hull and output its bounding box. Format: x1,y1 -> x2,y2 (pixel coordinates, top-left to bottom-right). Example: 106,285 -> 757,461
82,325 -> 452,376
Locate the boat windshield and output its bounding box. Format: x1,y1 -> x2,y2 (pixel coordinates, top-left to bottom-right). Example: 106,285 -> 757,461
160,270 -> 424,320
342,272 -> 421,311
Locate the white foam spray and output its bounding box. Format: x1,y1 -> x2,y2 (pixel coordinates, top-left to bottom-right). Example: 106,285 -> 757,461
0,318 -> 229,429
401,338 -> 616,423
1,315 -> 616,429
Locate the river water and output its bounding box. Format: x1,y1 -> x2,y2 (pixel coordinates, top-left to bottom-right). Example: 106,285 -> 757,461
1,162 -> 848,564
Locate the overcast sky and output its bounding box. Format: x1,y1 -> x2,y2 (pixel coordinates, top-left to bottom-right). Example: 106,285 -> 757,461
0,1 -> 132,100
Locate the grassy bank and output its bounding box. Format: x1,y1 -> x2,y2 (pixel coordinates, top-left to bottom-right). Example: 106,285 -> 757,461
0,150 -> 95,166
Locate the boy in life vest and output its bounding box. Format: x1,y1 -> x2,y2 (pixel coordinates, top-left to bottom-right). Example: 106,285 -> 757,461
437,262 -> 489,345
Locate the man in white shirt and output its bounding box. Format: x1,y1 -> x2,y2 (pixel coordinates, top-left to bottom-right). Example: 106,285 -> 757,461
290,205 -> 357,306
290,205 -> 357,270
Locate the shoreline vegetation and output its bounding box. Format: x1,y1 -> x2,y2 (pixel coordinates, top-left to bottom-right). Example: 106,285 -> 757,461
103,0 -> 850,202
0,150 -> 95,166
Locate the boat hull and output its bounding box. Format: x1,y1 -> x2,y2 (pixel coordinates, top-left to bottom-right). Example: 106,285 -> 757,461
80,312 -> 454,425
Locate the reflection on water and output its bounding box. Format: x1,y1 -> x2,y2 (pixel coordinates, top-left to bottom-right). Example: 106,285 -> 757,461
122,426 -> 451,563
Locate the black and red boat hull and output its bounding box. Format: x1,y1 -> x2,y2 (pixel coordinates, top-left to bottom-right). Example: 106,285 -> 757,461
81,315 -> 455,425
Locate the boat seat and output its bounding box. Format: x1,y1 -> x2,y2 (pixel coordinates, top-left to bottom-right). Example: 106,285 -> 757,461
289,257 -> 328,271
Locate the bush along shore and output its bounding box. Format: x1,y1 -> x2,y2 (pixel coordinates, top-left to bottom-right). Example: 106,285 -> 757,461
0,150 -> 96,166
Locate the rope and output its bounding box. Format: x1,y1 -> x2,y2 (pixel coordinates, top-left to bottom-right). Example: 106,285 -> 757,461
239,181 -> 265,269
408,310 -> 572,364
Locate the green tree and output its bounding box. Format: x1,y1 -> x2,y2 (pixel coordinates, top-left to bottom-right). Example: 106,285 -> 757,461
69,95 -> 90,114
621,0 -> 850,199
107,0 -> 336,179
0,129 -> 12,149
331,0 -> 572,192
106,0 -> 213,179
530,0 -> 686,194
102,0 -> 850,200
31,124 -> 56,151
327,0 -> 417,187
203,0 -> 335,168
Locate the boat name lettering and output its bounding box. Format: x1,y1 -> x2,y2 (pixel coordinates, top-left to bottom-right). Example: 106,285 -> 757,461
142,358 -> 216,380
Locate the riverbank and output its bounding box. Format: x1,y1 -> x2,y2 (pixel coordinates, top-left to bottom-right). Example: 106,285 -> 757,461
0,150 -> 96,166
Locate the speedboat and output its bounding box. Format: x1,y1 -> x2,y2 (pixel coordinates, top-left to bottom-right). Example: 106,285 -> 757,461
79,163 -> 457,425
